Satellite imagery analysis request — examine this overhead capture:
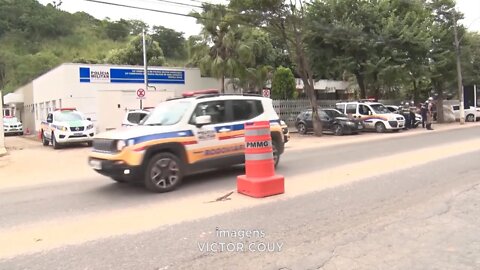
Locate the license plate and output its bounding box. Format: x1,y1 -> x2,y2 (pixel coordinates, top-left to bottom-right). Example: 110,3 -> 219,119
89,159 -> 102,170
74,133 -> 83,136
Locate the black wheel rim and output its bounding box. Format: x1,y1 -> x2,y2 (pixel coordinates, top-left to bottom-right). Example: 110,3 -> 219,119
150,158 -> 179,188
299,124 -> 305,134
335,125 -> 342,135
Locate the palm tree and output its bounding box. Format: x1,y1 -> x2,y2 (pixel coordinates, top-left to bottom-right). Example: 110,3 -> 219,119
191,4 -> 253,93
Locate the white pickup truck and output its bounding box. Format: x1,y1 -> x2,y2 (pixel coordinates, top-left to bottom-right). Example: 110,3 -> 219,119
40,108 -> 96,149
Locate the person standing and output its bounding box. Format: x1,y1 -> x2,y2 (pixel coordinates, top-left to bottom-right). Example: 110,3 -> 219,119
420,103 -> 427,128
426,97 -> 434,130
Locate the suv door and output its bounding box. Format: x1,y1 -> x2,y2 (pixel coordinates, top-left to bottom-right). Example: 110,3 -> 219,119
358,104 -> 374,128
188,100 -> 232,164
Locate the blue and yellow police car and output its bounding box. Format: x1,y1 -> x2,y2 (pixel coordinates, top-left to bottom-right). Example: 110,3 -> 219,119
88,91 -> 285,193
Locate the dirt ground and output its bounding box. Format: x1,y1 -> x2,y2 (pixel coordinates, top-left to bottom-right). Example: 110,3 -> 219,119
0,135 -> 97,189
1,122 -> 479,190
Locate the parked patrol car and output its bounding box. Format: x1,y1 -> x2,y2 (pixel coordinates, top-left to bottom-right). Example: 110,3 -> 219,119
88,90 -> 285,193
336,100 -> 405,133
40,108 -> 96,149
3,116 -> 23,136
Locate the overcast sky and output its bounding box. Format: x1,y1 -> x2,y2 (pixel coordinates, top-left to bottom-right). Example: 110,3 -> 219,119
38,0 -> 480,37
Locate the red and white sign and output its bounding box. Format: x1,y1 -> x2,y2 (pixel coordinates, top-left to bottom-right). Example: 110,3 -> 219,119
262,89 -> 271,98
136,88 -> 146,99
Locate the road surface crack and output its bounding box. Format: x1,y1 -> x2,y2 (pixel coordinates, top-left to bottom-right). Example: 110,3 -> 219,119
204,191 -> 234,203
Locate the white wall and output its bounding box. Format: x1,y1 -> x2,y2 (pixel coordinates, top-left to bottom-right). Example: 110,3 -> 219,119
12,63 -> 223,133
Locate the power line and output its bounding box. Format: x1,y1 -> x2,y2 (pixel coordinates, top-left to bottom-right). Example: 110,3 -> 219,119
84,0 -> 199,19
140,0 -> 202,9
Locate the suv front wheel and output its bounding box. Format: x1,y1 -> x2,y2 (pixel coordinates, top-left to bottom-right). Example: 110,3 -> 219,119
272,140 -> 280,168
145,152 -> 184,193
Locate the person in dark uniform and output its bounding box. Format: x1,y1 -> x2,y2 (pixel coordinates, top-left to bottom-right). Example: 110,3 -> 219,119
420,103 -> 427,128
402,102 -> 411,129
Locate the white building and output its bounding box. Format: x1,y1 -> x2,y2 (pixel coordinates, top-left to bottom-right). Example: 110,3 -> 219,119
3,63 -> 222,133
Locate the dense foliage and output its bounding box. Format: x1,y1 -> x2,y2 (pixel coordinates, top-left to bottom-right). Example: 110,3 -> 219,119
0,0 -> 188,93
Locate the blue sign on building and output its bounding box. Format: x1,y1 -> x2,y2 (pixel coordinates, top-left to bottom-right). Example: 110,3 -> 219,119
79,67 -> 185,84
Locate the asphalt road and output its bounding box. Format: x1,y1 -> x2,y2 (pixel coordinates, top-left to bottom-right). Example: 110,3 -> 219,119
1,126 -> 480,269
1,126 -> 479,229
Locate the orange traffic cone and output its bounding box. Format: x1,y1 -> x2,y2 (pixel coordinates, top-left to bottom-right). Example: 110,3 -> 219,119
237,121 -> 284,198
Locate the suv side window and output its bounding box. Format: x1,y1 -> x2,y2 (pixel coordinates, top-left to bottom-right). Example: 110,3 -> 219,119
304,110 -> 312,120
190,100 -> 227,124
359,104 -> 371,115
346,104 -> 356,114
231,100 -> 263,121
127,112 -> 147,124
335,104 -> 345,113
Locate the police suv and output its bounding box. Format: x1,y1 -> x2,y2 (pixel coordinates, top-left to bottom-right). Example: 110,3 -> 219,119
336,100 -> 405,133
88,90 -> 285,193
40,108 -> 96,149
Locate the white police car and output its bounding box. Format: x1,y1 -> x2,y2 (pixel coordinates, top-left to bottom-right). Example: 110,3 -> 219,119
40,108 -> 96,149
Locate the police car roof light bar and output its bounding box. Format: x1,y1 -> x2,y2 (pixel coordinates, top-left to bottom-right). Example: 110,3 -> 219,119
182,89 -> 219,97
55,108 -> 77,111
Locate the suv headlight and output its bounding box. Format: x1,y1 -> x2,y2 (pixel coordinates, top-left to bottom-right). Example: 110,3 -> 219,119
87,124 -> 94,130
116,140 -> 127,151
58,126 -> 68,131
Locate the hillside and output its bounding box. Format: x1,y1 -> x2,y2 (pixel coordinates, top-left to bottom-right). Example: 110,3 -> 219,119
0,0 -> 188,94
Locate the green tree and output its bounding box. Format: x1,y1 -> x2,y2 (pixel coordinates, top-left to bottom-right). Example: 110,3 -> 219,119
105,19 -> 130,41
271,66 -> 296,99
151,26 -> 187,59
191,4 -> 253,93
230,0 -> 324,135
104,35 -> 165,66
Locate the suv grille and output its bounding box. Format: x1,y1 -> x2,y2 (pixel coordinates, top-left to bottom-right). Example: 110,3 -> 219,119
70,126 -> 85,131
93,139 -> 117,153
388,121 -> 398,128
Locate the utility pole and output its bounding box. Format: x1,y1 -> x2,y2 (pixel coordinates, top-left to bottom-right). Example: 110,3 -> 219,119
142,28 -> 148,110
453,11 -> 465,124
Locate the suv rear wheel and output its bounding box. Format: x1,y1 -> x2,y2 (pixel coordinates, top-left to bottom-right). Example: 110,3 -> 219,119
145,152 -> 183,193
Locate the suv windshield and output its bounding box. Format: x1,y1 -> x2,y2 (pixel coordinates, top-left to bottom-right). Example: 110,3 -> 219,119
3,117 -> 19,124
55,112 -> 83,122
141,100 -> 191,126
370,104 -> 391,114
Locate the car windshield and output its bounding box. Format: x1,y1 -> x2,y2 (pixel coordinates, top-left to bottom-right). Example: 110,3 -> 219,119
3,117 -> 19,124
141,100 -> 191,126
370,104 -> 391,114
55,111 -> 83,122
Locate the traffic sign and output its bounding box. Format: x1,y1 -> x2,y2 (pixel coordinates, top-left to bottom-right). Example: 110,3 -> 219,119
262,89 -> 270,98
137,88 -> 146,99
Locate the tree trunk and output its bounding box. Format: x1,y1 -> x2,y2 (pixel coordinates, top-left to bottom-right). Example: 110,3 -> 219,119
412,79 -> 419,104
293,29 -> 322,136
354,70 -> 366,99
221,76 -> 225,93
